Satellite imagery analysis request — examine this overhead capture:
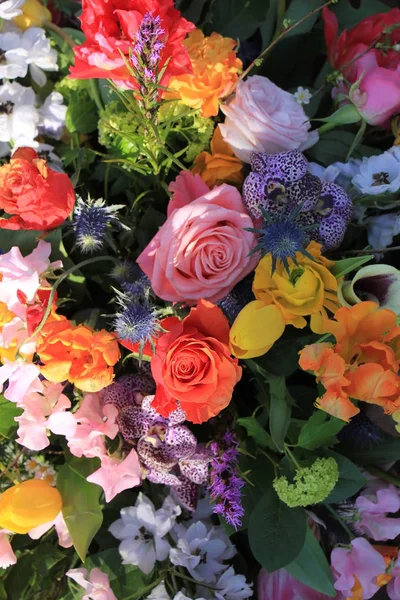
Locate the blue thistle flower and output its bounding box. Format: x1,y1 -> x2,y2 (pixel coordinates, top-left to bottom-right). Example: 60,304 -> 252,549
113,291 -> 162,355
73,196 -> 123,254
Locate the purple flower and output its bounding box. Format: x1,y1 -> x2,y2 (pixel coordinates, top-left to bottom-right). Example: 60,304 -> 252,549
208,432 -> 245,530
132,12 -> 166,86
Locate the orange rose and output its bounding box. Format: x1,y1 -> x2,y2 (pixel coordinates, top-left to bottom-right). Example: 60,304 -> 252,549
37,318 -> 120,392
165,29 -> 242,118
0,148 -> 75,231
193,127 -> 243,188
151,299 -> 241,424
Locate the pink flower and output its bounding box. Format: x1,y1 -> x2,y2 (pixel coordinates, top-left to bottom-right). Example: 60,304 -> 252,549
66,393 -> 118,459
331,537 -> 386,599
0,530 -> 16,569
0,317 -> 36,357
219,75 -> 318,163
0,359 -> 41,404
387,556 -> 400,600
137,184 -> 258,304
167,171 -> 210,217
257,568 -> 332,600
66,567 -> 117,600
15,381 -> 77,451
28,512 -> 72,548
355,483 -> 400,541
350,66 -> 400,126
0,241 -> 61,318
86,449 -> 141,503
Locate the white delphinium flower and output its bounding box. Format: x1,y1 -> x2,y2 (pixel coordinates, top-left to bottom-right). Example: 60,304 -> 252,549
174,592 -> 208,600
366,213 -> 400,250
169,522 -> 233,583
0,81 -> 39,145
352,147 -> 400,195
213,568 -> 253,600
0,31 -> 29,79
109,493 -> 181,575
147,582 -> 170,600
308,159 -> 361,195
294,86 -> 312,105
0,0 -> 24,20
38,91 -> 67,139
19,27 -> 58,86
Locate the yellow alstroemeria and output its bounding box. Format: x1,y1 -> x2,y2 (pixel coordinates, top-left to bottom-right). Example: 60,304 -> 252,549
14,0 -> 51,30
229,301 -> 285,359
0,479 -> 62,534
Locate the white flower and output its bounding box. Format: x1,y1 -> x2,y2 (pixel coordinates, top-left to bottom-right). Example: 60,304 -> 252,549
294,86 -> 312,105
0,31 -> 29,79
352,147 -> 400,195
35,143 -> 64,172
109,493 -> 181,574
38,91 -> 67,139
169,522 -> 232,583
308,159 -> 361,195
213,568 -> 253,600
174,592 -> 207,600
0,0 -> 24,20
0,81 -> 39,145
366,213 -> 400,250
147,582 -> 170,600
18,27 -> 58,87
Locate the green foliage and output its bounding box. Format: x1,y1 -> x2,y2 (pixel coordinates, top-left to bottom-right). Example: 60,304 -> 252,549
297,411 -> 345,451
324,451 -> 367,503
66,98 -> 99,134
268,374 -> 291,452
331,255 -> 374,278
0,396 -> 22,440
248,488 -> 307,571
206,0 -> 270,40
273,457 -> 339,507
57,457 -> 103,561
237,416 -> 275,450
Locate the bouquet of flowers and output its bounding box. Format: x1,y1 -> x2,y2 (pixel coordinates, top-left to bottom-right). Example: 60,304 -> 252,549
1,0 -> 400,598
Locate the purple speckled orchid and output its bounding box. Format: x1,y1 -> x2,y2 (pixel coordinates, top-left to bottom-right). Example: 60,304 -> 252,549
242,150 -> 353,251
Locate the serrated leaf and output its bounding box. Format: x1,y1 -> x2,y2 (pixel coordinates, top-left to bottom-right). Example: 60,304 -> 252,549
330,255 -> 374,278
57,457 -> 103,562
237,417 -> 275,450
298,411 -> 345,451
268,375 -> 290,452
248,488 -> 307,571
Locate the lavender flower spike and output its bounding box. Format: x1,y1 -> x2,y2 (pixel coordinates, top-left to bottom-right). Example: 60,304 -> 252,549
132,12 -> 166,85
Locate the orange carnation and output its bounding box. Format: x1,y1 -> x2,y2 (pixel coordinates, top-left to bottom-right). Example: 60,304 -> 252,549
165,29 -> 242,118
37,319 -> 120,392
0,148 -> 75,231
192,127 -> 243,188
151,299 -> 241,424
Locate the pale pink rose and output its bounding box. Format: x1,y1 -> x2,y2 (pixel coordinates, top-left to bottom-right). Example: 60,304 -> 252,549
0,359 -> 41,404
0,240 -> 62,318
67,567 -> 117,600
0,531 -> 17,569
137,184 -> 258,304
219,75 -> 318,163
350,65 -> 400,127
87,449 -> 141,503
258,568 -> 332,600
355,483 -> 400,541
331,537 -> 386,599
167,171 -> 210,217
28,512 -> 72,548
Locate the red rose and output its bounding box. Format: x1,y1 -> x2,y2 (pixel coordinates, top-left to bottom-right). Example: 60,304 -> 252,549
151,300 -> 242,424
323,7 -> 400,126
0,148 -> 75,231
70,0 -> 195,89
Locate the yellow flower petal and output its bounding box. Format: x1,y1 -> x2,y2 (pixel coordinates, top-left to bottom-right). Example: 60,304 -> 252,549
229,301 -> 285,359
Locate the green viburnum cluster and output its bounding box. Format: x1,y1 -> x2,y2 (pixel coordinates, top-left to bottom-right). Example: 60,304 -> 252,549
55,76 -> 92,104
98,100 -> 143,159
273,457 -> 339,508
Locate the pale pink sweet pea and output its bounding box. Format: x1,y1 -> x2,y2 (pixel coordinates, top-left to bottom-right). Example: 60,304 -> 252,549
331,537 -> 386,599
0,359 -> 41,404
0,317 -> 36,357
87,449 -> 141,503
387,556 -> 400,600
0,530 -> 17,569
355,483 -> 400,541
219,75 -> 318,163
167,171 -> 210,217
257,568 -> 332,599
66,567 -> 117,600
137,184 -> 258,304
28,512 -> 72,548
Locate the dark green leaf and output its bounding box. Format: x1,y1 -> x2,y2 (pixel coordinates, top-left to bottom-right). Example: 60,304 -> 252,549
84,549 -> 150,599
66,99 -> 99,134
286,528 -> 336,597
0,395 -> 22,439
57,457 -> 103,561
283,0 -> 325,37
324,451 -> 366,503
248,488 -> 307,571
268,375 -> 290,452
4,554 -> 35,600
298,411 -> 345,451
307,131 -> 378,167
237,417 -> 275,450
339,436 -> 400,466
257,331 -> 318,376
209,0 -> 270,40
331,0 -> 388,29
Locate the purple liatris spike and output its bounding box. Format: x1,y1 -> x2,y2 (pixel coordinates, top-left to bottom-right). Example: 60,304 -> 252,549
132,12 -> 166,85
208,432 -> 245,530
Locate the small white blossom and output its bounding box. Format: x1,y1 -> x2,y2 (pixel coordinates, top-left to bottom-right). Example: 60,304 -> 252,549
0,81 -> 39,146
0,31 -> 29,79
38,91 -> 67,139
352,147 -> 400,195
0,0 -> 24,20
109,493 -> 181,575
19,27 -> 59,87
169,522 -> 233,583
214,568 -> 253,600
174,592 -> 207,600
294,86 -> 312,105
147,582 -> 170,600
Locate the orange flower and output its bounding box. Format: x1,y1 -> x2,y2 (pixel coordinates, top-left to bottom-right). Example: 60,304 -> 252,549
37,319 -> 120,392
151,299 -> 241,424
165,29 -> 242,118
192,127 -> 243,188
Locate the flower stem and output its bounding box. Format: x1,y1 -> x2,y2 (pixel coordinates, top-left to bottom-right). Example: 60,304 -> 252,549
284,444 -> 302,470
367,466 -> 400,488
170,570 -> 218,591
45,21 -> 76,49
324,502 -> 355,540
89,79 -> 105,113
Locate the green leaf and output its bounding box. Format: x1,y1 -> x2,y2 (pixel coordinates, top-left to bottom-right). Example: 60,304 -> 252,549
4,554 -> 35,599
209,0 -> 270,40
339,435 -> 400,466
283,0 -> 325,37
286,528 -> 336,597
346,120 -> 367,161
324,451 -> 367,503
248,488 -> 307,571
0,395 -> 22,439
307,131 -> 379,166
268,375 -> 290,452
298,411 -> 345,451
57,457 -> 103,561
257,331 -> 319,376
237,417 -> 275,450
66,98 -> 99,134
330,255 -> 374,278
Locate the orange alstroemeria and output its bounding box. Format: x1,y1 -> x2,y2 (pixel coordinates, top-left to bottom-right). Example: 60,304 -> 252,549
346,364 -> 400,412
37,318 -> 120,392
192,127 -> 243,188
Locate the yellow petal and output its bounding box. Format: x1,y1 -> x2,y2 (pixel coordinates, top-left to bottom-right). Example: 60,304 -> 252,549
229,301 -> 285,359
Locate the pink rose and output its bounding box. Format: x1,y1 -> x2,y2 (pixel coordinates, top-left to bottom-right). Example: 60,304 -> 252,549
137,182 -> 258,304
168,170 -> 209,217
350,66 -> 400,126
219,75 -> 318,163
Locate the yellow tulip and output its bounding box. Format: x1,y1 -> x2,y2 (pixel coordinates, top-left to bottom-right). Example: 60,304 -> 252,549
0,479 -> 62,534
229,301 -> 285,359
14,0 -> 51,30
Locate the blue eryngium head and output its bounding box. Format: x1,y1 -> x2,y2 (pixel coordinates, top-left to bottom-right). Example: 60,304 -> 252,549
73,196 -> 123,254
113,290 -> 161,355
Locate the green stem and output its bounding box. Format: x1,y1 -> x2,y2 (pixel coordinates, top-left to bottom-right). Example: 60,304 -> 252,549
89,79 -> 105,113
123,576 -> 165,600
170,570 -> 218,591
324,503 -> 354,540
366,466 -> 400,488
284,444 -> 302,470
273,0 -> 287,40
45,21 -> 75,49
